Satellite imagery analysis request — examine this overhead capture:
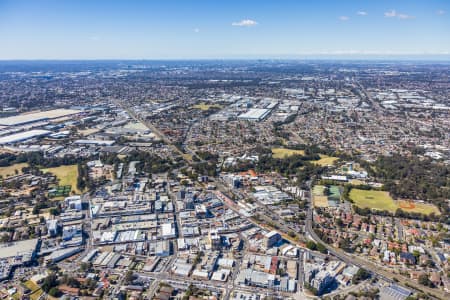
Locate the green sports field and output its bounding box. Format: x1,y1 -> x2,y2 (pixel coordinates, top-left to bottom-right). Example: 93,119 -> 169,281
42,164 -> 81,194
349,189 -> 398,213
349,189 -> 440,215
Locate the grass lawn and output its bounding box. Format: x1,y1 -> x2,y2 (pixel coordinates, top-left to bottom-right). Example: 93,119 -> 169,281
191,103 -> 222,110
41,164 -> 81,194
271,148 -> 305,159
311,154 -> 339,166
30,289 -> 44,300
12,292 -> 22,300
350,179 -> 366,185
314,195 -> 329,207
0,163 -> 28,178
24,280 -> 43,300
312,185 -> 325,196
349,189 -> 398,213
24,280 -> 40,291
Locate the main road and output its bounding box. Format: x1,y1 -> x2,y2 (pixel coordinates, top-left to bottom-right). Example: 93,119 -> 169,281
114,100 -> 200,164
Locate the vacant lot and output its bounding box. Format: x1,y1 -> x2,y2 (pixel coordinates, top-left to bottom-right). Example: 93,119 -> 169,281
42,164 -> 81,194
0,163 -> 28,178
271,148 -> 305,159
350,189 -> 398,213
191,103 -> 222,110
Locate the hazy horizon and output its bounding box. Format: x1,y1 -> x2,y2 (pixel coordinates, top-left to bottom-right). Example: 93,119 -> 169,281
0,55 -> 450,62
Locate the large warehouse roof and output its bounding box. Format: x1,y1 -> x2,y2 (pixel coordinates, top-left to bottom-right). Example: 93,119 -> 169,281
74,139 -> 115,146
0,238 -> 39,259
0,129 -> 51,145
0,109 -> 81,126
238,108 -> 271,121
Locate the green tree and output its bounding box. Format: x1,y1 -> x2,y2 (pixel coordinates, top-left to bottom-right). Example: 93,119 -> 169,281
418,274 -> 433,287
42,273 -> 58,293
124,270 -> 135,284
306,241 -> 317,251
316,243 -> 328,254
352,268 -> 371,284
48,287 -> 59,297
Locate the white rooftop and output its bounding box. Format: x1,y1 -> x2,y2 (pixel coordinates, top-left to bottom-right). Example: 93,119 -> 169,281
0,129 -> 51,145
0,109 -> 81,126
238,108 -> 271,120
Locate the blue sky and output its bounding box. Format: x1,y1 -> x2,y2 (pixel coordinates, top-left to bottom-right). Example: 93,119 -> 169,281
0,0 -> 449,59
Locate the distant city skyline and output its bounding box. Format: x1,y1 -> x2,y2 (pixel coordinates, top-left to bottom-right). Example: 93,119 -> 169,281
0,0 -> 449,60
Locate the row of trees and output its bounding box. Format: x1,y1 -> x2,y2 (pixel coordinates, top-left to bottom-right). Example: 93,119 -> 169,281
0,151 -> 83,168
126,150 -> 175,174
77,163 -> 90,191
41,272 -> 98,297
305,240 -> 328,254
257,153 -> 323,177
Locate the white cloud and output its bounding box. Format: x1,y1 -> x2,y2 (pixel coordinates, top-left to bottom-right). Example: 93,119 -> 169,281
384,9 -> 415,19
339,16 -> 349,21
193,28 -> 200,33
89,36 -> 100,41
384,9 -> 397,17
397,14 -> 415,20
437,10 -> 446,15
231,19 -> 258,27
357,11 -> 368,16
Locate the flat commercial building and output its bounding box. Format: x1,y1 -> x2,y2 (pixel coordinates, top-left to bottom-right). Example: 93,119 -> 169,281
238,109 -> 271,121
0,129 -> 51,145
380,285 -> 412,300
45,247 -> 82,264
0,239 -> 38,280
74,139 -> 115,146
236,268 -> 275,288
0,109 -> 81,126
155,240 -> 171,257
161,223 -> 176,239
0,239 -> 39,260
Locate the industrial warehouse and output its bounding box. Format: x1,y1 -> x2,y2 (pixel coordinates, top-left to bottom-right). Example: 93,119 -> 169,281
0,129 -> 51,145
0,108 -> 81,126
